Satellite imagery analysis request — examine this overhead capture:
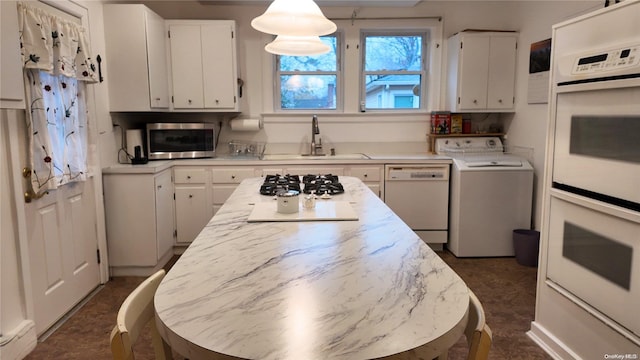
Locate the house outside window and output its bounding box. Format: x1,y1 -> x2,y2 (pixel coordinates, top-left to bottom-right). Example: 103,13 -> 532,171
361,32 -> 427,111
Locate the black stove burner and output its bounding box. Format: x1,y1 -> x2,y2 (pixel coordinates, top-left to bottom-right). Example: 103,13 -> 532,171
302,174 -> 344,195
260,174 -> 301,196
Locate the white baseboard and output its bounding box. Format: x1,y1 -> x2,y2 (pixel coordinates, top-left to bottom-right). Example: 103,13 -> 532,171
527,321 -> 582,360
0,320 -> 37,360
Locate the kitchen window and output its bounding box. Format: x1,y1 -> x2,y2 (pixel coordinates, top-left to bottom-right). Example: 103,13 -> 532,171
274,35 -> 341,111
270,19 -> 441,114
361,31 -> 428,111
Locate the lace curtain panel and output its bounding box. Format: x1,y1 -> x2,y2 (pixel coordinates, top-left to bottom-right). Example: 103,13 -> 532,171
18,2 -> 97,191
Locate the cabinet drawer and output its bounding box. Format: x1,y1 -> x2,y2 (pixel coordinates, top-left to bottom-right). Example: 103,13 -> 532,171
212,168 -> 255,184
283,167 -> 345,176
349,167 -> 382,182
174,168 -> 208,183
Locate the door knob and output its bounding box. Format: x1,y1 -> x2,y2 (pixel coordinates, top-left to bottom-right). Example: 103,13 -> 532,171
22,167 -> 48,203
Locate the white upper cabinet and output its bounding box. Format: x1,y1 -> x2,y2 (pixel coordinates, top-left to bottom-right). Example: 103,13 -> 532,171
446,31 -> 518,112
1,1 -> 25,109
168,20 -> 238,111
103,4 -> 170,111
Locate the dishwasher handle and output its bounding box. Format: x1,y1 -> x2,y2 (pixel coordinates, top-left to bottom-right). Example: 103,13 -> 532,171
386,166 -> 449,181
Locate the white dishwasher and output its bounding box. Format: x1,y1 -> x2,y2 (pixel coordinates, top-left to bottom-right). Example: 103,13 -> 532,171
384,165 -> 449,249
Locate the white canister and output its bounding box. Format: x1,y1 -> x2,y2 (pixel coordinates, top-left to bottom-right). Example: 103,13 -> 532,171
277,190 -> 299,214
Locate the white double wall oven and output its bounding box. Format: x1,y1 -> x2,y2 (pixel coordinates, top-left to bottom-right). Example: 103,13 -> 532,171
544,7 -> 640,344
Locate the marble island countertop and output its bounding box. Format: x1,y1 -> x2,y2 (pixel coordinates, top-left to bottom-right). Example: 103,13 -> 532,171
154,177 -> 469,360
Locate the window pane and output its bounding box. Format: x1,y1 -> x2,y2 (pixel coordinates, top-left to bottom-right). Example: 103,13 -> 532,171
365,36 -> 422,71
364,74 -> 421,109
280,75 -> 337,110
279,37 -> 337,72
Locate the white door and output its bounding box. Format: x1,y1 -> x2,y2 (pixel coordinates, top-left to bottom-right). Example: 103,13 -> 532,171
7,0 -> 103,336
24,175 -> 101,335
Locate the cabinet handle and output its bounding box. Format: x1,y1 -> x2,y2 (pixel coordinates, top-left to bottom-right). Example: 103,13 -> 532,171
187,175 -> 191,179
215,99 -> 219,104
157,185 -> 162,189
188,99 -> 192,104
231,175 -> 236,179
364,174 -> 368,178
498,99 -> 503,103
473,99 -> 478,104
155,97 -> 161,101
189,194 -> 193,198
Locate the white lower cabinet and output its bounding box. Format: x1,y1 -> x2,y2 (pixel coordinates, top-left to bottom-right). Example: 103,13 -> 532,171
347,165 -> 383,198
212,167 -> 257,214
174,167 -> 212,244
103,169 -> 175,276
102,161 -> 439,273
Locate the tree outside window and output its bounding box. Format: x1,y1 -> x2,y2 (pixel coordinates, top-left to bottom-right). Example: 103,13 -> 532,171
362,32 -> 427,110
276,36 -> 339,110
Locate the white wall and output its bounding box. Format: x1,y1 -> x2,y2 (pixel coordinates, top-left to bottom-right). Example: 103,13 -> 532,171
138,0 -> 600,230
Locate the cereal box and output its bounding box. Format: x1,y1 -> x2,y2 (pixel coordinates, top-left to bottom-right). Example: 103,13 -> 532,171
430,111 -> 451,134
451,114 -> 463,134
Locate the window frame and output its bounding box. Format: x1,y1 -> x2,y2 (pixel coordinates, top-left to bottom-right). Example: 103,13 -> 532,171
360,30 -> 429,112
265,18 -> 443,115
273,32 -> 344,113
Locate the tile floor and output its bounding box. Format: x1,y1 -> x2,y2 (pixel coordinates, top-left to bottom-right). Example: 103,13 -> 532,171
23,251 -> 551,360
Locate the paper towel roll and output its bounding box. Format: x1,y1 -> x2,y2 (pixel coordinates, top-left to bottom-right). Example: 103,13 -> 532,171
230,118 -> 263,132
125,129 -> 144,156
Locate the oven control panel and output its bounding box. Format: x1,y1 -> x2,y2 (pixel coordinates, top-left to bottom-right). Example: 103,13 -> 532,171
572,43 -> 640,75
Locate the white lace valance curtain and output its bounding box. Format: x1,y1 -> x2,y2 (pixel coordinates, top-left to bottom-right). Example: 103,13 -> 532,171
18,2 -> 97,192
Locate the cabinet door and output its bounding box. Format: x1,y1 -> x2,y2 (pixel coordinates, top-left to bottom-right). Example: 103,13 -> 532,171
202,23 -> 237,109
1,0 -> 25,108
487,36 -> 517,110
175,185 -> 210,243
103,174 -> 157,267
155,171 -> 175,260
104,4 -> 169,111
170,24 -> 204,108
212,185 -> 237,215
145,9 -> 170,109
458,35 -> 490,110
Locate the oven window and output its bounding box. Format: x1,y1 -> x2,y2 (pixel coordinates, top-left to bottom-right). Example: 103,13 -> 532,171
570,115 -> 640,163
150,130 -> 214,152
563,222 -> 632,290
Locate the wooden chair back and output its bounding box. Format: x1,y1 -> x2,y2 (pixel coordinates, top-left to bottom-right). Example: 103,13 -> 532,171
110,270 -> 172,360
465,290 -> 493,360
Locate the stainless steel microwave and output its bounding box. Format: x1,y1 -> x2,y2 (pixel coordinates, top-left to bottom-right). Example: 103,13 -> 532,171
146,123 -> 216,160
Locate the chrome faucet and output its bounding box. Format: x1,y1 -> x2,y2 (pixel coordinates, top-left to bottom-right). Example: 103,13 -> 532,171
310,115 -> 323,155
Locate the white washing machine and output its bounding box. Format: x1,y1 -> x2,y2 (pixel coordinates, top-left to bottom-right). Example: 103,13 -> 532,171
436,137 -> 534,257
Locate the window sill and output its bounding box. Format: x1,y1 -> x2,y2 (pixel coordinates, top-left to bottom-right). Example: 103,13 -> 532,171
261,111 -> 431,124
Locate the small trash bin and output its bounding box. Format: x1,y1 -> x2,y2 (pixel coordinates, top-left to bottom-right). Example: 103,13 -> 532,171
513,229 -> 540,267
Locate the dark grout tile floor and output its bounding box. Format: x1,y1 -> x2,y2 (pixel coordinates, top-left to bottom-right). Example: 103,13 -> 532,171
24,250 -> 551,360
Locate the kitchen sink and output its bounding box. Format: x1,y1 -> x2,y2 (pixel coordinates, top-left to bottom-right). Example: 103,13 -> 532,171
261,153 -> 370,160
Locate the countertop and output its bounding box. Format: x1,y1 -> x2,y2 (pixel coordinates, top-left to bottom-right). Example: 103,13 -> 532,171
154,177 -> 469,360
102,153 -> 452,175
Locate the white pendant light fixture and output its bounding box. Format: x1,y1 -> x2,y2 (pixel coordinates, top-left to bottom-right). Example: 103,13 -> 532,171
251,0 -> 337,37
265,35 -> 331,56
